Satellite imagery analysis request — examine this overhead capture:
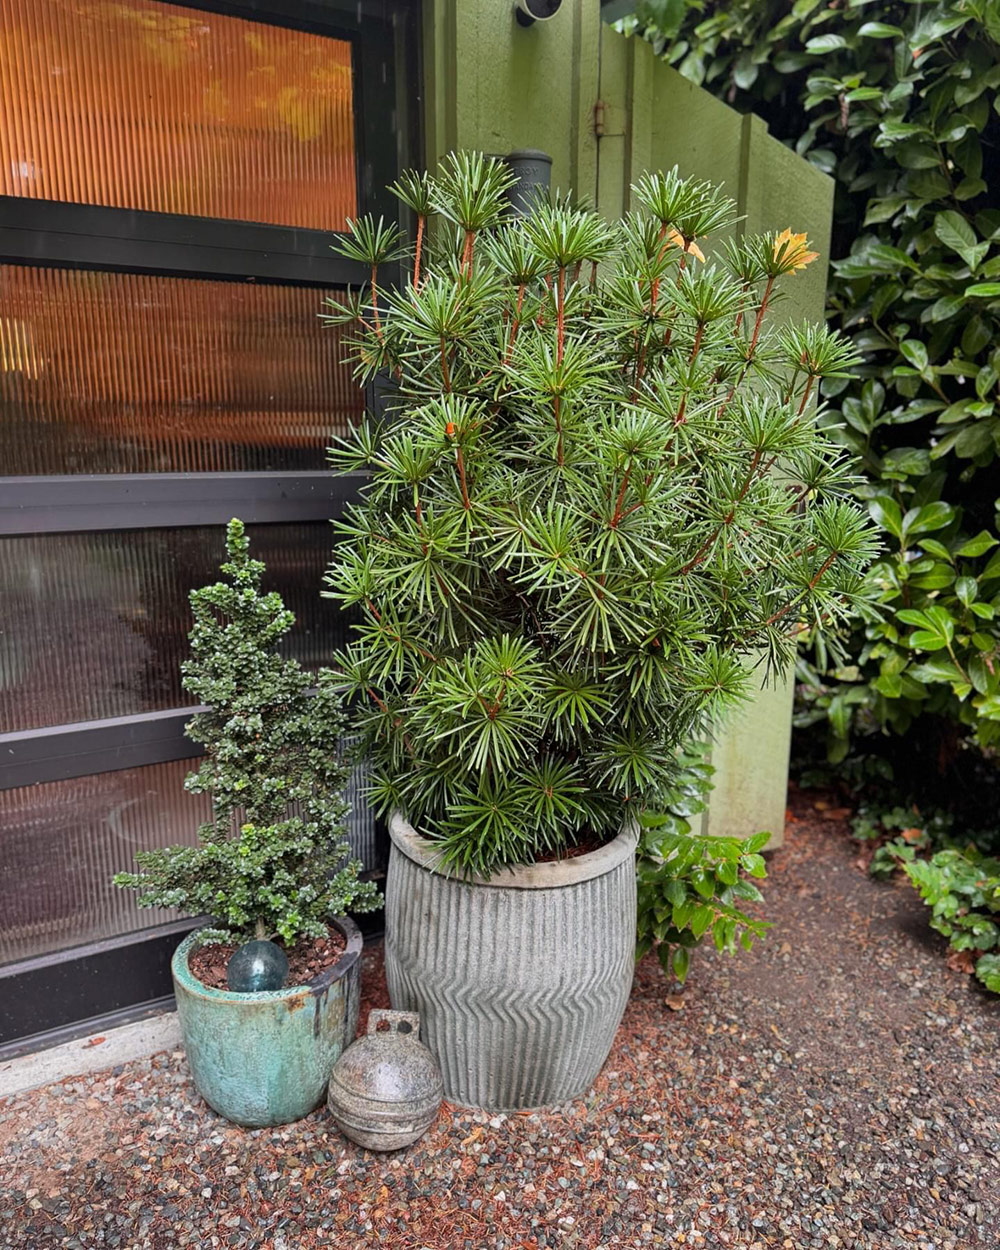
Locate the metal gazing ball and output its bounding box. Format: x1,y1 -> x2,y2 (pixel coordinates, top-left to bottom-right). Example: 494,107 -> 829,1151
327,1009 -> 443,1151
226,939 -> 289,993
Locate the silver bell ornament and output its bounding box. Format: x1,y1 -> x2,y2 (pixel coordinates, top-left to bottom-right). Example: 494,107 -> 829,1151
327,1009 -> 443,1151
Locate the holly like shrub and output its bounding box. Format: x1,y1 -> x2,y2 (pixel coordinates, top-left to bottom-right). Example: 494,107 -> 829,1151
114,519 -> 379,944
619,2 -> 1000,786
322,152 -> 877,879
636,745 -> 770,984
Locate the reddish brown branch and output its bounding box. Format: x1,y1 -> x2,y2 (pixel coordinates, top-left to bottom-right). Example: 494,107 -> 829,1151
556,267 -> 566,366
611,462 -> 633,528
413,215 -> 425,288
763,552 -> 837,628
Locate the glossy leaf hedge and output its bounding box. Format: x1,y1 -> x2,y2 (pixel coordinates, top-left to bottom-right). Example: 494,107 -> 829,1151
620,2 -> 1000,778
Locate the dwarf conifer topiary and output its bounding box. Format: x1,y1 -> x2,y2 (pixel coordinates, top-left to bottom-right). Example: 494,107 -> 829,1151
114,519 -> 379,944
322,153 -> 879,878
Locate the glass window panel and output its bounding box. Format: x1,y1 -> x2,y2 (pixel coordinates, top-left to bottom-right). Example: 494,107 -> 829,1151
0,264 -> 362,475
0,761 -> 211,965
0,756 -> 377,966
1,0 -> 357,230
1,523 -> 349,733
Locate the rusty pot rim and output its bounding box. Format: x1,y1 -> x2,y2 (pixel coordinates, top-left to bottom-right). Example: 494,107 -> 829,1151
389,810 -> 639,890
171,916 -> 362,1003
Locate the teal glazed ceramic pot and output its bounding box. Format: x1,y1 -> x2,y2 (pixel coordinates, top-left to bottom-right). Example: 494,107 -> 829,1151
171,917 -> 361,1127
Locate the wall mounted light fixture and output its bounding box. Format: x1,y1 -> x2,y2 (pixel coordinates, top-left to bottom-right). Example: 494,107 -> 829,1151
515,0 -> 563,27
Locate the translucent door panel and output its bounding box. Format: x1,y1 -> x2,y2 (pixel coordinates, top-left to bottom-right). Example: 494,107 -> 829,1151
0,761 -> 211,964
0,755 -> 375,965
1,0 -> 357,229
0,522 -> 348,732
0,264 -> 362,475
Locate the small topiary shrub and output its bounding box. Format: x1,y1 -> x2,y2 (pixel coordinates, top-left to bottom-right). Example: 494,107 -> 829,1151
322,152 -> 878,879
114,519 -> 379,944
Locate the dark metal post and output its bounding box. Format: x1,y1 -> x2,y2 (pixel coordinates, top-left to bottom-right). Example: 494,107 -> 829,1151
506,149 -> 553,215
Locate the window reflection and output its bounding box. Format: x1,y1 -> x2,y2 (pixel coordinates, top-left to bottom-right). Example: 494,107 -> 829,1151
1,0 -> 357,229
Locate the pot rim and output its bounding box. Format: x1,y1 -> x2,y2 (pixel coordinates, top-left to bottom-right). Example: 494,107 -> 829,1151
388,810 -> 639,890
171,915 -> 362,1003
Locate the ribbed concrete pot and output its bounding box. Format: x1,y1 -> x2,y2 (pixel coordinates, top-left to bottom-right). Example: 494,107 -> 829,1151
172,917 -> 361,1128
385,813 -> 638,1111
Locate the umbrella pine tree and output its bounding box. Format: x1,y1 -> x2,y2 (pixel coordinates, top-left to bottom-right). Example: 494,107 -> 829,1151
323,153 -> 879,878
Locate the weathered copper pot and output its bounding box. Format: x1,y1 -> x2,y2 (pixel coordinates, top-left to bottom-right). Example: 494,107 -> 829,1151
171,918 -> 361,1128
327,1009 -> 443,1151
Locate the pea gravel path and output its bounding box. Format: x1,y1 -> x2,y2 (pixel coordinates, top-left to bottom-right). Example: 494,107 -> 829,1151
2,789 -> 998,1249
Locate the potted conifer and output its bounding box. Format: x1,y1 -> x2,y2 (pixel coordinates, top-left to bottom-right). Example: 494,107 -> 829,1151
115,519 -> 378,1127
323,154 -> 878,1109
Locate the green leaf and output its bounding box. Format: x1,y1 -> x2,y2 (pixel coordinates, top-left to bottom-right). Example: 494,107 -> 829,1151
908,606 -> 956,651
899,340 -> 929,372
918,538 -> 952,561
935,210 -> 986,270
962,316 -> 994,357
805,34 -> 849,53
965,283 -> 1000,298
957,531 -> 998,558
740,852 -> 767,879
857,22 -> 904,38
639,0 -> 686,38
869,496 -> 903,539
903,501 -> 954,536
716,860 -> 739,886
975,953 -> 1000,993
672,945 -> 691,984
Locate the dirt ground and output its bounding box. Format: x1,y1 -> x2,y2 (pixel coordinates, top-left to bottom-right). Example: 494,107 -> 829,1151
1,787 -> 998,1249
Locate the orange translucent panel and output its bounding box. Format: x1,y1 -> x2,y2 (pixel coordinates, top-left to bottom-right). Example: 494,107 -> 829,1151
1,263 -> 363,474
0,0 -> 357,229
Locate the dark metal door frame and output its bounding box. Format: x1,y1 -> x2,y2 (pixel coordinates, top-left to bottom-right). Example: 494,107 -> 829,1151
0,0 -> 420,1055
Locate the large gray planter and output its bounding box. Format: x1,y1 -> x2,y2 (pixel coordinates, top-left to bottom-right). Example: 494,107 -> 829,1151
385,813 -> 638,1111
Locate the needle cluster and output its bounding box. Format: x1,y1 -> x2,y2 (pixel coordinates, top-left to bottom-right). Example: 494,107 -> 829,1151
323,153 -> 878,877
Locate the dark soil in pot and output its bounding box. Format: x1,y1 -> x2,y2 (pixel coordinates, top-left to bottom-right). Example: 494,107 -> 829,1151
188,926 -> 347,990
534,833 -> 606,863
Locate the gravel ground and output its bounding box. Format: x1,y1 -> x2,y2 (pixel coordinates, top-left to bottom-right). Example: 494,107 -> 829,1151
2,788 -> 998,1249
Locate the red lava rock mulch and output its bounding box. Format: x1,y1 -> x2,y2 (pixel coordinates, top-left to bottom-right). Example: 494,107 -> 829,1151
188,928 -> 347,991
1,787 -> 998,1249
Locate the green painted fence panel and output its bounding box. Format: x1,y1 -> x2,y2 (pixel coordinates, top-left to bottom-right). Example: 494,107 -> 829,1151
421,3 -> 836,847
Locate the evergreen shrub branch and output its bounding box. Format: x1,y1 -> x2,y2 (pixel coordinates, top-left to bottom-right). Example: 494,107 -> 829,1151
114,519 -> 379,944
323,152 -> 880,879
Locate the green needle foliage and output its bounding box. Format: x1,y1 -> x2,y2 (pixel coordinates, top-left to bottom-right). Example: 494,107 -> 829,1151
323,152 -> 879,879
620,0 -> 1000,810
114,520 -> 379,945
